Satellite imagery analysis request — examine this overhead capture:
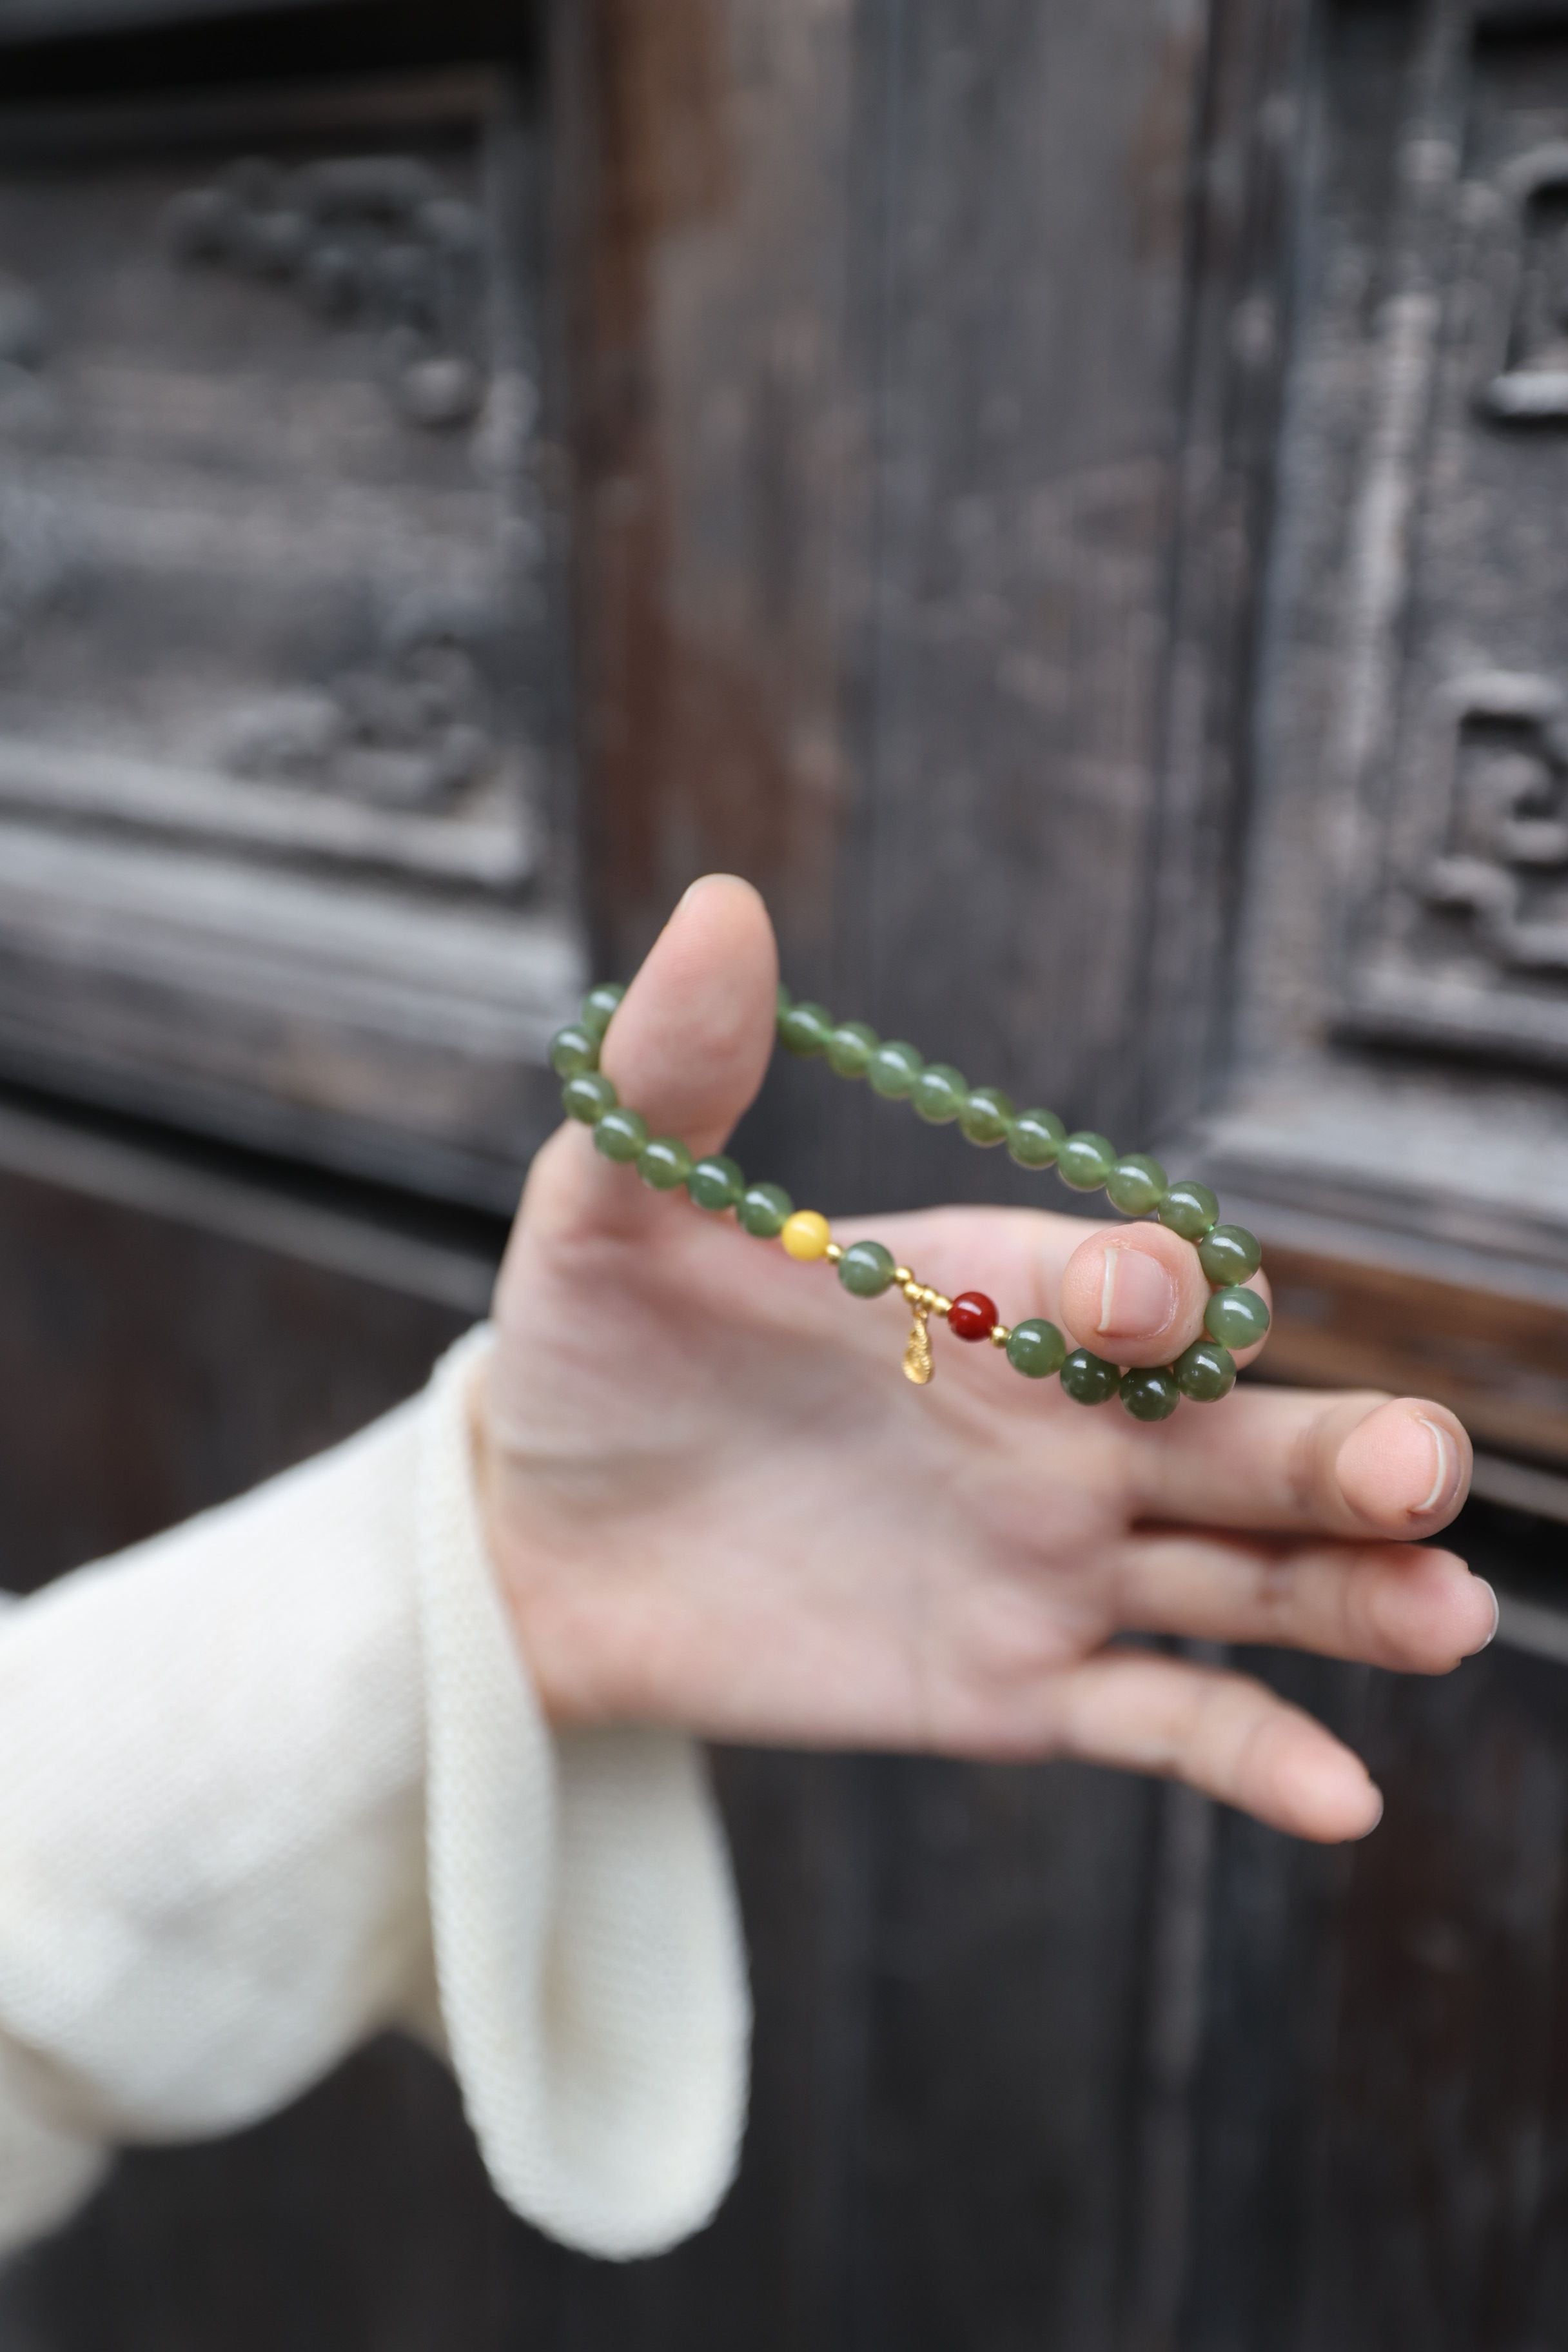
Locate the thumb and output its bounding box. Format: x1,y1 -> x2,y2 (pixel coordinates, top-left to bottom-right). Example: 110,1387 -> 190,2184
524,874 -> 779,1241
1057,1225 -> 1214,1369
1056,1222 -> 1272,1371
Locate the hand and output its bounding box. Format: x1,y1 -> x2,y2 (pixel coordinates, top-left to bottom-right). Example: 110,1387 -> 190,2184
478,877 -> 1491,1841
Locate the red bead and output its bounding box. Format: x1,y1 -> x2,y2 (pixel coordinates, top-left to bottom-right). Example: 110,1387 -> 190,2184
948,1290 -> 998,1342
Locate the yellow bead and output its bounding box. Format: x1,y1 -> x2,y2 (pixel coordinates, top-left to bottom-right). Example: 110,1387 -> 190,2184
781,1209 -> 833,1261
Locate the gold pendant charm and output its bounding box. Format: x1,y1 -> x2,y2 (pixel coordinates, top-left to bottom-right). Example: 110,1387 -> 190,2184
903,1304 -> 934,1385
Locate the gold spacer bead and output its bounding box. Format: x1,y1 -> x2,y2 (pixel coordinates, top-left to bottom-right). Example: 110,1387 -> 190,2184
990,1324 -> 1010,1348
932,1293 -> 952,1318
825,1241 -> 843,1263
901,1279 -> 925,1306
893,1266 -> 914,1287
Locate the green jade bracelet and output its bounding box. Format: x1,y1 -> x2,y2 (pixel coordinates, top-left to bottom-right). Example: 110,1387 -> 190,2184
551,982 -> 1269,1421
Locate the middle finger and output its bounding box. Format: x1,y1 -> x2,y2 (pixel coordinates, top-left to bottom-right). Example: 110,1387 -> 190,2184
1111,1529 -> 1497,1671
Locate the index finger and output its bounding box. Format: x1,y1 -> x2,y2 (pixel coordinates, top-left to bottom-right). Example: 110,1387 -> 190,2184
1123,1385 -> 1474,1538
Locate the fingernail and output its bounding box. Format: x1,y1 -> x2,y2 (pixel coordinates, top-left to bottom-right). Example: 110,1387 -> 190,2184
1359,1786 -> 1386,1838
1477,1578 -> 1500,1649
1096,1245 -> 1177,1339
1413,1415 -> 1461,1516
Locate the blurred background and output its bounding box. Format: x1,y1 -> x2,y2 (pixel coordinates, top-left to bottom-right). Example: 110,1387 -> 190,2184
1,0 -> 1568,2344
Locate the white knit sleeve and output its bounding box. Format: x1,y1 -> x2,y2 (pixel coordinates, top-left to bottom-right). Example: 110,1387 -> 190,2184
0,1328 -> 750,2263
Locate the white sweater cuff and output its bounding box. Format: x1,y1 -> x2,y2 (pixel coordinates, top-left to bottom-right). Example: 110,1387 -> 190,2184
416,1328 -> 750,2255
0,1327 -> 749,2262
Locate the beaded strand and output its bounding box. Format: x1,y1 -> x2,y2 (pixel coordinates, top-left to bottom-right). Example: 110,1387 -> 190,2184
549,981 -> 1268,1419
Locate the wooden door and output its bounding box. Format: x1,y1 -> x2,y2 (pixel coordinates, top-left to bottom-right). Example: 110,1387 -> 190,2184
3,0 -> 1568,2346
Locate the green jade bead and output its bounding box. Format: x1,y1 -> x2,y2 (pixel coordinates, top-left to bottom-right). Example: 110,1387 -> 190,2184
779,1001 -> 833,1057
911,1063 -> 967,1124
1006,1318 -> 1067,1378
1159,1181 -> 1219,1240
827,1021 -> 878,1079
562,1070 -> 617,1123
959,1085 -> 1015,1147
1060,1348 -> 1122,1405
868,1040 -> 923,1099
549,1022 -> 600,1079
1120,1367 -> 1181,1422
1197,1223 -> 1262,1286
570,970 -> 1267,1420
638,1136 -> 694,1191
593,1106 -> 647,1163
838,1239 -> 898,1298
739,1182 -> 794,1238
1058,1132 -> 1116,1191
1106,1153 -> 1167,1217
580,982 -> 625,1042
688,1154 -> 745,1212
1204,1286 -> 1271,1350
1173,1339 -> 1236,1402
1008,1108 -> 1066,1169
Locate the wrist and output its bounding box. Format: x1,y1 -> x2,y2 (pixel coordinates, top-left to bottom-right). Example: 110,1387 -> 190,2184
466,1369 -> 652,1729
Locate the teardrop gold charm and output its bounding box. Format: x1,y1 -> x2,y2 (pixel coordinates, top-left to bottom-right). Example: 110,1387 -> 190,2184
903,1305 -> 934,1385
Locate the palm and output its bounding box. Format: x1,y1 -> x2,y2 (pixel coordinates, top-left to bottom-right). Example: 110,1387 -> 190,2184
481,878 -> 1491,1841
493,1188 -> 1133,1752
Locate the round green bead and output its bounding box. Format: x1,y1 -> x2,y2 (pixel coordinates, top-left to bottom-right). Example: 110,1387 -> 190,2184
738,1181 -> 794,1238
1008,1108 -> 1066,1169
1173,1339 -> 1236,1402
838,1239 -> 897,1298
593,1106 -> 647,1162
827,1021 -> 878,1079
562,1070 -> 617,1122
1120,1367 -> 1181,1422
911,1063 -> 967,1124
1204,1286 -> 1271,1349
1058,1132 -> 1116,1191
959,1085 -> 1015,1147
580,982 -> 625,1041
779,1001 -> 833,1057
1106,1153 -> 1167,1217
868,1040 -> 923,1099
688,1154 -> 745,1211
549,1022 -> 600,1079
1060,1349 -> 1122,1406
638,1136 -> 693,1191
1159,1181 -> 1219,1240
1197,1224 -> 1262,1286
1006,1318 -> 1067,1378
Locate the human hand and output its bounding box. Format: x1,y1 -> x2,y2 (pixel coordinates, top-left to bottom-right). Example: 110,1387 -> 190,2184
478,877 -> 1491,1841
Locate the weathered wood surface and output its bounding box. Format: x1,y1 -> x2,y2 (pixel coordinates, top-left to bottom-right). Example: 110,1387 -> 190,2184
0,54 -> 580,1207
1182,1499 -> 1568,2352
1206,0 -> 1568,1367
562,0 -> 1225,1222
1239,1219 -> 1568,1466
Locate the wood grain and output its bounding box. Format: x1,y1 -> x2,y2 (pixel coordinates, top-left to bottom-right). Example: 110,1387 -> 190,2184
1258,1236 -> 1568,1467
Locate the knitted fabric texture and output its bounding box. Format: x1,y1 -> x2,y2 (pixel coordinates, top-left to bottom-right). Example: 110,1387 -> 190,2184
0,1328 -> 749,2262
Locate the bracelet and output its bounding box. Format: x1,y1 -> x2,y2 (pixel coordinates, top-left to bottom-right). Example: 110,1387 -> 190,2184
548,981 -> 1268,1420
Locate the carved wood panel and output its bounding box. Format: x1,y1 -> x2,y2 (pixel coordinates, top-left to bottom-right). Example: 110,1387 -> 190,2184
1341,19 -> 1568,1066
0,70 -> 580,1207
1186,0 -> 1568,1463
